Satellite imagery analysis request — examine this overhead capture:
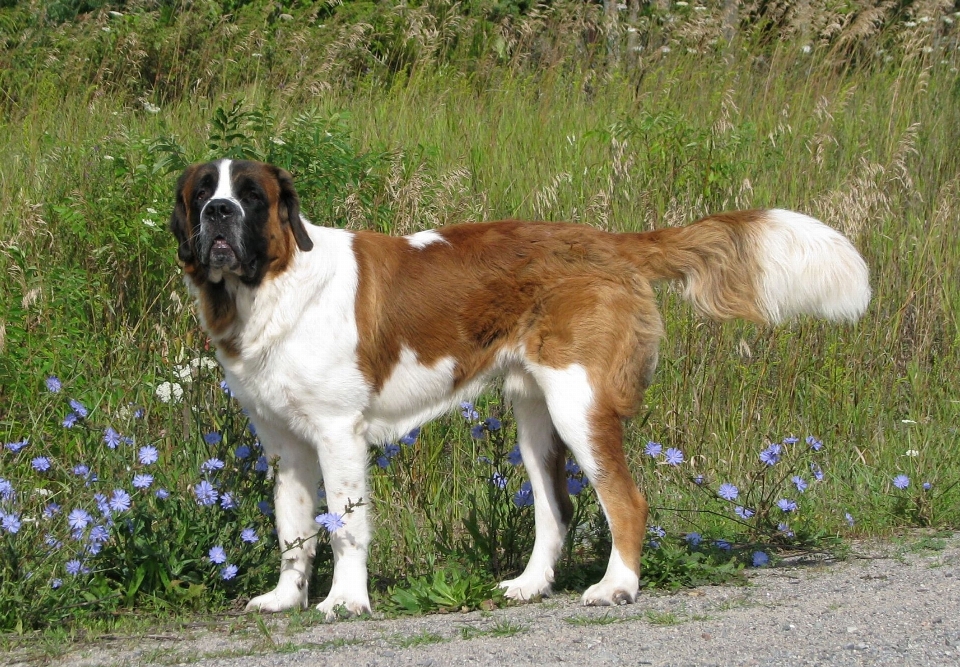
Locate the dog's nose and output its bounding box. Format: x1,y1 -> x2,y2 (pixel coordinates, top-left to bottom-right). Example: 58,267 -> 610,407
203,199 -> 241,222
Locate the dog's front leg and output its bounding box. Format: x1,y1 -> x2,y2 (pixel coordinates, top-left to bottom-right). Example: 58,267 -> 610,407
314,415 -> 372,620
246,419 -> 322,613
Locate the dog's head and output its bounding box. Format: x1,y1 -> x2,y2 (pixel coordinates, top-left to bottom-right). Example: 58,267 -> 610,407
169,159 -> 314,285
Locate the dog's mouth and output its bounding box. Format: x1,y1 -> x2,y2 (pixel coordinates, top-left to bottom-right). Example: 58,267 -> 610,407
208,237 -> 240,271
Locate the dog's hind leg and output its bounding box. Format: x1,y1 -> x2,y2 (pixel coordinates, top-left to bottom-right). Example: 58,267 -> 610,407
532,363 -> 649,607
498,371 -> 574,601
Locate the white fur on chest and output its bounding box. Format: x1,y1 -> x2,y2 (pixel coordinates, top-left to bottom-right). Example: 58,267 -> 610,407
213,226 -> 371,432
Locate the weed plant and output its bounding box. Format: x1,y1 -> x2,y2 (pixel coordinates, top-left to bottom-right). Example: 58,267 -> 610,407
1,0 -> 959,634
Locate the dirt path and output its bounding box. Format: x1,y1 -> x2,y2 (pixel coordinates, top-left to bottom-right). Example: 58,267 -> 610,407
10,533 -> 959,667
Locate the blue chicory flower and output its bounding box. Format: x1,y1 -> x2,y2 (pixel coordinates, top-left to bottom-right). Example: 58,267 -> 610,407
315,512 -> 345,533
752,551 -> 770,567
717,483 -> 739,501
398,427 -> 420,445
241,527 -> 259,544
893,474 -> 910,490
221,564 -> 238,580
792,476 -> 808,492
208,545 -> 227,564
777,498 -> 798,512
69,399 -> 88,418
108,489 -> 132,512
132,474 -> 153,490
1,512 -> 21,534
67,509 -> 92,532
46,376 -> 62,393
103,427 -> 122,449
459,401 -> 479,421
507,445 -> 523,466
201,458 -> 225,474
759,444 -> 782,466
194,481 -> 218,506
685,532 -> 702,547
664,447 -> 684,466
7,439 -> 29,453
806,435 -> 824,451
89,525 -> 109,543
32,457 -> 51,472
204,432 -> 222,445
138,446 -> 159,465
644,441 -> 662,458
513,481 -> 533,507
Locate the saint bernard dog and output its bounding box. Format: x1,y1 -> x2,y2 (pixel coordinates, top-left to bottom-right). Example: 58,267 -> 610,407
169,158 -> 870,617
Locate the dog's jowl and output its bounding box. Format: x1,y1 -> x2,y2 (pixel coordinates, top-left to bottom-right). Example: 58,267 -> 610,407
169,159 -> 870,617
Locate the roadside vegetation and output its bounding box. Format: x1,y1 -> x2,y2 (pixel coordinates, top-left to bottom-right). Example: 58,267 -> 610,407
1,0 -> 958,641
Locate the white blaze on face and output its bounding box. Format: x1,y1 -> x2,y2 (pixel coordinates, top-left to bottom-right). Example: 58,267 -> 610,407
202,159 -> 245,218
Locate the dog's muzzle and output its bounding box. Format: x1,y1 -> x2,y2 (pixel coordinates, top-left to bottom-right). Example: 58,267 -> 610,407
201,199 -> 243,271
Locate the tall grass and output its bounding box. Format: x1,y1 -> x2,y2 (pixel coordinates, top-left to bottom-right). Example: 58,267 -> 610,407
1,0 -> 958,633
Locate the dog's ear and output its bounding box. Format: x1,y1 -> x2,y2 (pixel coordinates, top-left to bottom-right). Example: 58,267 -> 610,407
169,165 -> 197,265
274,166 -> 313,252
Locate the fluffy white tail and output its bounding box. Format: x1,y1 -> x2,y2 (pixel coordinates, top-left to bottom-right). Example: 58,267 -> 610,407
626,209 -> 871,325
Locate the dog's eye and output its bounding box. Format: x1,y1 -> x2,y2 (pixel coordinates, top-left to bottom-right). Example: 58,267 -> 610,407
243,191 -> 263,204
195,189 -> 209,203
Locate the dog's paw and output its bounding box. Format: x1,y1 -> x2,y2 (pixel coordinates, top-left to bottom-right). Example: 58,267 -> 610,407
580,580 -> 639,607
498,571 -> 553,602
245,570 -> 309,612
245,585 -> 309,613
316,593 -> 371,621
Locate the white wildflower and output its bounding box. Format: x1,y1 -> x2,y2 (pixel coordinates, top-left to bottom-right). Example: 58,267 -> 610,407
155,382 -> 184,404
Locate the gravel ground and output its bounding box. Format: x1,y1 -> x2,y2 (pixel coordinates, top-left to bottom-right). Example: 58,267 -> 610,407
10,533 -> 959,667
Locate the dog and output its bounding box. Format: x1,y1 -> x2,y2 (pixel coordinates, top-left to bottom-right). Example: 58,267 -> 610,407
168,158 -> 870,617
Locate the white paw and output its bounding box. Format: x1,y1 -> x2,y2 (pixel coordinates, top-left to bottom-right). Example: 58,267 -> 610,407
245,583 -> 309,613
499,569 -> 553,601
316,592 -> 371,620
580,578 -> 639,607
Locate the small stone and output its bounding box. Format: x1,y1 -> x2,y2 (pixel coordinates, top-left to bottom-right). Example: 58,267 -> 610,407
847,626 -> 858,633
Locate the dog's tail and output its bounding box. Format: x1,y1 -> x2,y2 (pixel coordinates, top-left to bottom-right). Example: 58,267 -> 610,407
623,209 -> 870,325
